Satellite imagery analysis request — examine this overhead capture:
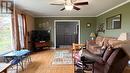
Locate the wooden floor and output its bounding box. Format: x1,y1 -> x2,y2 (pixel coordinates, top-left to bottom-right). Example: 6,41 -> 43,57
19,49 -> 75,73
8,49 -> 128,73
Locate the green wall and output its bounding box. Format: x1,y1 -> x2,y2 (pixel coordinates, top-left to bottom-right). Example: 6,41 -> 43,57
34,17 -> 96,46
34,2 -> 130,47
97,2 -> 130,37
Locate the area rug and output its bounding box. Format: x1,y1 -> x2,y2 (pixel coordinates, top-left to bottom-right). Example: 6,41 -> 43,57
52,50 -> 73,64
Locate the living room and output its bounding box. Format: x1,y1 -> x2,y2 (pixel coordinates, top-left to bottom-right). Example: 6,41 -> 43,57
0,0 -> 130,73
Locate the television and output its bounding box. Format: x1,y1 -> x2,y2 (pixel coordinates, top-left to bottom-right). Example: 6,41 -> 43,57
31,30 -> 50,42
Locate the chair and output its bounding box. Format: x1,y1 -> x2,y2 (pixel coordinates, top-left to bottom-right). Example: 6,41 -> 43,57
20,49 -> 32,63
10,58 -> 24,73
10,49 -> 31,73
72,43 -> 85,52
72,43 -> 85,61
72,43 -> 85,58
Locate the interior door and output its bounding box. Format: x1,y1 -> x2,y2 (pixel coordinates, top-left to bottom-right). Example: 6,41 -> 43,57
56,22 -> 78,48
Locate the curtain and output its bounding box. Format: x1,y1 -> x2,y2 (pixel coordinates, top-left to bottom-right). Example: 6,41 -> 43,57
12,10 -> 28,50
22,14 -> 28,48
12,11 -> 21,50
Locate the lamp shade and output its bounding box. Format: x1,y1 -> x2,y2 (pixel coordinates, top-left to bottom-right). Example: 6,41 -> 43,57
90,33 -> 96,37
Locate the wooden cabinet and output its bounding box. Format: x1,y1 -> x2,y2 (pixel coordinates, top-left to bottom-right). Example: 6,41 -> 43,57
31,41 -> 50,52
35,41 -> 50,48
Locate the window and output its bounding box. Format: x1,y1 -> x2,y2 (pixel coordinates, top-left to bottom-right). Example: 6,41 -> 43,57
0,14 -> 13,55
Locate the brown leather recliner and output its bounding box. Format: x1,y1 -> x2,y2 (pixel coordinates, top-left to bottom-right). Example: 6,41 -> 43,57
94,48 -> 128,73
81,45 -> 128,73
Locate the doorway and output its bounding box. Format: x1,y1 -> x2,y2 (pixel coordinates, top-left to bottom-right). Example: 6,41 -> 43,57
54,20 -> 80,48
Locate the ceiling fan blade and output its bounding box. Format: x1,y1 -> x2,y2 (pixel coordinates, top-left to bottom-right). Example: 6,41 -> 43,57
50,0 -> 65,5
60,7 -> 65,11
73,6 -> 80,10
50,3 -> 64,5
74,2 -> 88,5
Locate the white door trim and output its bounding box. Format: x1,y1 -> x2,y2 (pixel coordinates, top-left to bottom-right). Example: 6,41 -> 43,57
54,20 -> 80,48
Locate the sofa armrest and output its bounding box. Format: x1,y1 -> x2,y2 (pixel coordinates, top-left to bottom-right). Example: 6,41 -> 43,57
87,40 -> 96,44
81,49 -> 105,65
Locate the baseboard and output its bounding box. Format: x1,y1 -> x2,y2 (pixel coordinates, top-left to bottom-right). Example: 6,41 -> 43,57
50,47 -> 56,50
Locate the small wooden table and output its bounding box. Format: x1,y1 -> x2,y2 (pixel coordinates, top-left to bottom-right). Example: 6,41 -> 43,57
0,63 -> 10,73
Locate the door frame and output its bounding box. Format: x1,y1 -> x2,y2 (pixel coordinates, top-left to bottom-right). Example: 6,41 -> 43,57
54,20 -> 80,48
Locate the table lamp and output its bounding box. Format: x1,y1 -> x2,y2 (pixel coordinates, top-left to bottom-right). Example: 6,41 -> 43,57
90,33 -> 96,40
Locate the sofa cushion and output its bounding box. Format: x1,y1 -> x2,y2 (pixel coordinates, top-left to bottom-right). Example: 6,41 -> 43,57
107,48 -> 119,65
88,44 -> 102,55
108,40 -> 130,48
102,46 -> 115,62
108,39 -> 121,46
89,44 -> 100,50
94,49 -> 119,73
106,48 -> 128,73
103,37 -> 116,46
95,36 -> 104,46
98,38 -> 105,46
94,61 -> 105,73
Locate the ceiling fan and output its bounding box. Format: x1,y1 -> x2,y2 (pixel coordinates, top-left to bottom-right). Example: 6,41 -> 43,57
50,0 -> 88,11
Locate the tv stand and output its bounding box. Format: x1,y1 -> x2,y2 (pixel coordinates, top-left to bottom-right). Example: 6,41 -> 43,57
33,41 -> 50,51
30,30 -> 50,52
35,41 -> 50,48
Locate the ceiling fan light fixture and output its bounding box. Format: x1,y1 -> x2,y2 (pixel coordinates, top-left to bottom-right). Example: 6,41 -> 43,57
65,5 -> 73,11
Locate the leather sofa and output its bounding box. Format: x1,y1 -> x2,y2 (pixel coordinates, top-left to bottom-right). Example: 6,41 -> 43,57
81,40 -> 130,73
94,48 -> 128,73
86,36 -> 117,55
74,33 -> 130,73
86,32 -> 130,55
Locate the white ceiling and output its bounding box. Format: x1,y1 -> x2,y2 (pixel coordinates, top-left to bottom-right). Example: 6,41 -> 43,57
14,0 -> 129,17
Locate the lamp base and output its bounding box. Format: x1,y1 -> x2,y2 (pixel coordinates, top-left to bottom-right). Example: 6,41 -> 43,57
91,37 -> 94,40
